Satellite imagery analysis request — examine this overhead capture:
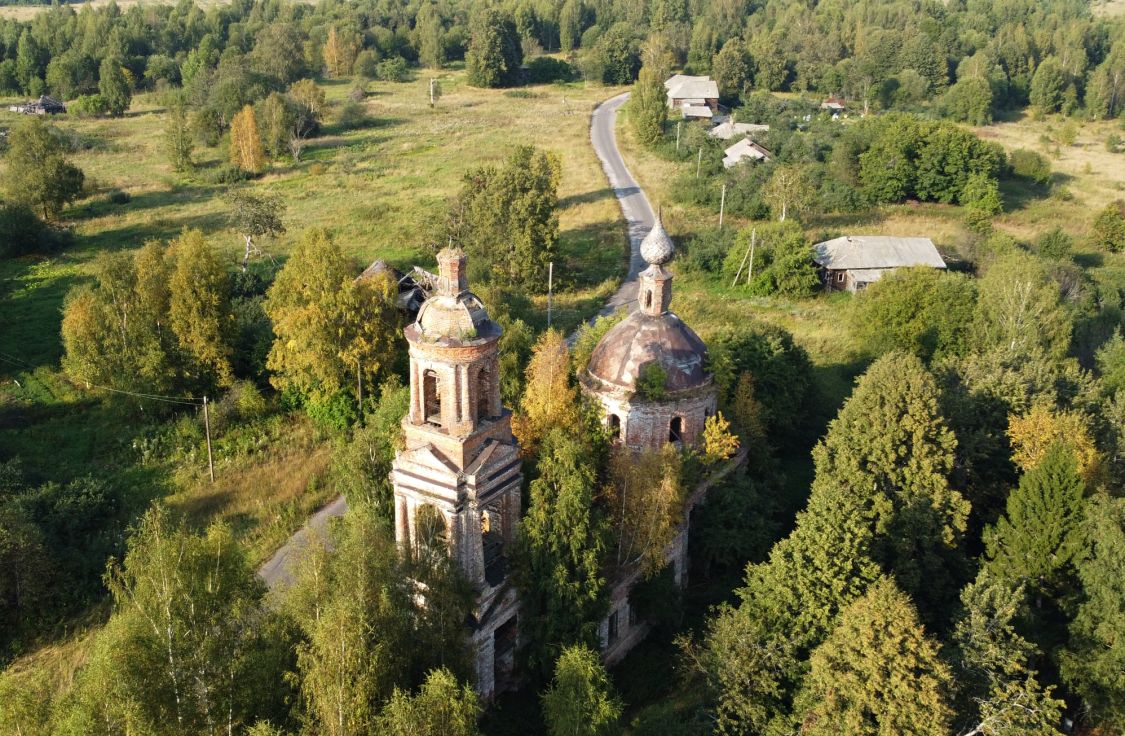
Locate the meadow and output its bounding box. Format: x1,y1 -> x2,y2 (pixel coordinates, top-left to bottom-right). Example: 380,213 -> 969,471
0,68 -> 628,572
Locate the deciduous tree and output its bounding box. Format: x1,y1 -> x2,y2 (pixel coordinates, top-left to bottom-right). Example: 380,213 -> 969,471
230,104 -> 266,174
628,65 -> 667,146
513,329 -> 580,457
168,229 -> 234,388
542,645 -> 622,736
3,116 -> 84,221
379,668 -> 480,736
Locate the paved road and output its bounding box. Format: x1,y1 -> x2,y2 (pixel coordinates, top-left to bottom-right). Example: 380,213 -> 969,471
590,91 -> 654,315
259,91 -> 653,590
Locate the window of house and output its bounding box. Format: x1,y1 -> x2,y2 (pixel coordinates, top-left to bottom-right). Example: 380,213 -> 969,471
836,272 -> 845,282
669,416 -> 683,443
607,609 -> 619,646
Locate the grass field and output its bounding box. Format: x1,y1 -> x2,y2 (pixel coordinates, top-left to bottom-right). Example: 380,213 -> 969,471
0,65 -> 628,625
0,0 -> 231,20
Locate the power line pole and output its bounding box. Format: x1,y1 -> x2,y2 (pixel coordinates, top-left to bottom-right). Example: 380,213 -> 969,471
547,261 -> 554,328
696,146 -> 703,178
719,183 -> 727,230
203,395 -> 214,483
675,121 -> 682,152
746,228 -> 757,285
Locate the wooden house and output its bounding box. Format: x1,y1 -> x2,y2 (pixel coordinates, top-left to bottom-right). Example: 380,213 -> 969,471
813,235 -> 946,292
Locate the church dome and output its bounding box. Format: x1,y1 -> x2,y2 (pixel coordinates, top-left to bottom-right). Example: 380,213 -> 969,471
585,310 -> 710,394
416,292 -> 496,341
640,215 -> 674,265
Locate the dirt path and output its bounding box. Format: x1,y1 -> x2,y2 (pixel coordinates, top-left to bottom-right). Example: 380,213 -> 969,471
259,90 -> 652,590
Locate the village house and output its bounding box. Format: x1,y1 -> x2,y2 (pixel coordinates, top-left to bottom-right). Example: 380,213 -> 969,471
813,235 -> 947,292
708,120 -> 770,140
8,95 -> 66,115
820,95 -> 847,114
664,74 -> 720,119
722,137 -> 772,168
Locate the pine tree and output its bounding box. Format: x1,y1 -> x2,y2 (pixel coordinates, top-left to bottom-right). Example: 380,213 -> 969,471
701,490 -> 881,734
627,65 -> 667,146
514,430 -> 609,679
983,443 -> 1086,597
98,54 -> 131,117
795,577 -> 954,736
229,104 -> 266,174
541,645 -> 622,736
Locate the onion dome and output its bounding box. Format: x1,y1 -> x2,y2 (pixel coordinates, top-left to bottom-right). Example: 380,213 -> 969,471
640,215 -> 674,266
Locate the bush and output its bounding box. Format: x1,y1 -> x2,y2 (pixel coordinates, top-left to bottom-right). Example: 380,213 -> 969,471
0,203 -> 65,258
304,392 -> 358,432
353,49 -> 381,79
337,100 -> 369,130
722,221 -> 818,299
524,57 -> 574,84
1035,226 -> 1073,260
1091,201 -> 1125,253
375,57 -> 409,82
106,189 -> 131,205
67,94 -> 108,118
206,164 -> 251,184
682,228 -> 736,274
1008,148 -> 1052,186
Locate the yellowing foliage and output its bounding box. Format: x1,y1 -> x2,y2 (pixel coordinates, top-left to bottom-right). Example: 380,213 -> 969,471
703,411 -> 740,465
229,105 -> 266,174
1007,406 -> 1102,483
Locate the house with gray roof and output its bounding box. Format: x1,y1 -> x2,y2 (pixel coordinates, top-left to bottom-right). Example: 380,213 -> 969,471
813,235 -> 946,292
664,74 -> 719,118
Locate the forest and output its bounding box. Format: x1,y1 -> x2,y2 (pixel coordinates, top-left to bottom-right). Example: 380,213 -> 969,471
0,0 -> 1123,733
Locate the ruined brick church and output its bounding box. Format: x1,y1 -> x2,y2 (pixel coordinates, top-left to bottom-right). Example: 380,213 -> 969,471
390,219 -> 715,698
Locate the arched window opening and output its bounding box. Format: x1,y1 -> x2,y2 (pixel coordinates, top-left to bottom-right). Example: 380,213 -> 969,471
478,367 -> 491,421
645,290 -> 653,309
414,504 -> 448,558
608,414 -> 621,440
669,416 -> 683,443
423,370 -> 441,425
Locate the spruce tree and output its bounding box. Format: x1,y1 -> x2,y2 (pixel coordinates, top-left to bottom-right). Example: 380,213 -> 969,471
795,577 -> 954,736
514,429 -> 609,680
1060,495 -> 1125,731
983,443 -> 1086,597
951,571 -> 1065,736
811,351 -> 968,618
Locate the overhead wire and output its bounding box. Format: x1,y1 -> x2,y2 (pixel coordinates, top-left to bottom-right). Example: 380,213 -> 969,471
0,350 -> 205,406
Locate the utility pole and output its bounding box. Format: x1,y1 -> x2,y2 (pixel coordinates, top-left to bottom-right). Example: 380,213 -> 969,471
746,228 -> 757,285
357,358 -> 363,407
696,146 -> 703,178
731,228 -> 756,287
719,183 -> 727,230
547,261 -> 554,327
675,121 -> 682,152
429,78 -> 435,107
203,395 -> 214,483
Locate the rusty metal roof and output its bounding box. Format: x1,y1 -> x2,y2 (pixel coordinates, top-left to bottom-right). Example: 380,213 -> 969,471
586,310 -> 710,394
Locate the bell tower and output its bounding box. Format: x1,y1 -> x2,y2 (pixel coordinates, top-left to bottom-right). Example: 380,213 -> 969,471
390,249 -> 522,698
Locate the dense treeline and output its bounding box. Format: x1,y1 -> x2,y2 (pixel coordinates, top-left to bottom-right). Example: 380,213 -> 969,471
3,0 -> 1125,118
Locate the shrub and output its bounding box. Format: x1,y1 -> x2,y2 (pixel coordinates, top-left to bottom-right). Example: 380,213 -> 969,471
682,227 -> 736,274
353,49 -> 380,79
1008,148 -> 1052,186
67,94 -> 108,118
304,392 -> 358,432
0,203 -> 65,258
1107,133 -> 1121,153
1035,226 -> 1073,260
206,164 -> 251,184
106,189 -> 131,205
1091,201 -> 1125,253
636,363 -> 668,400
525,57 -> 574,84
375,57 -> 409,82
337,100 -> 369,130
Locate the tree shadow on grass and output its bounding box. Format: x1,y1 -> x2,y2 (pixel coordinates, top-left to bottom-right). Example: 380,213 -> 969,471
0,256 -> 82,370
999,172 -> 1071,213
70,183 -> 218,221
78,209 -> 232,253
558,219 -> 630,288
559,187 -> 615,209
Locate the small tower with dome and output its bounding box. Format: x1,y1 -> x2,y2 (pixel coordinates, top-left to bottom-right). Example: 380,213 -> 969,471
581,216 -> 716,451
390,248 -> 522,700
